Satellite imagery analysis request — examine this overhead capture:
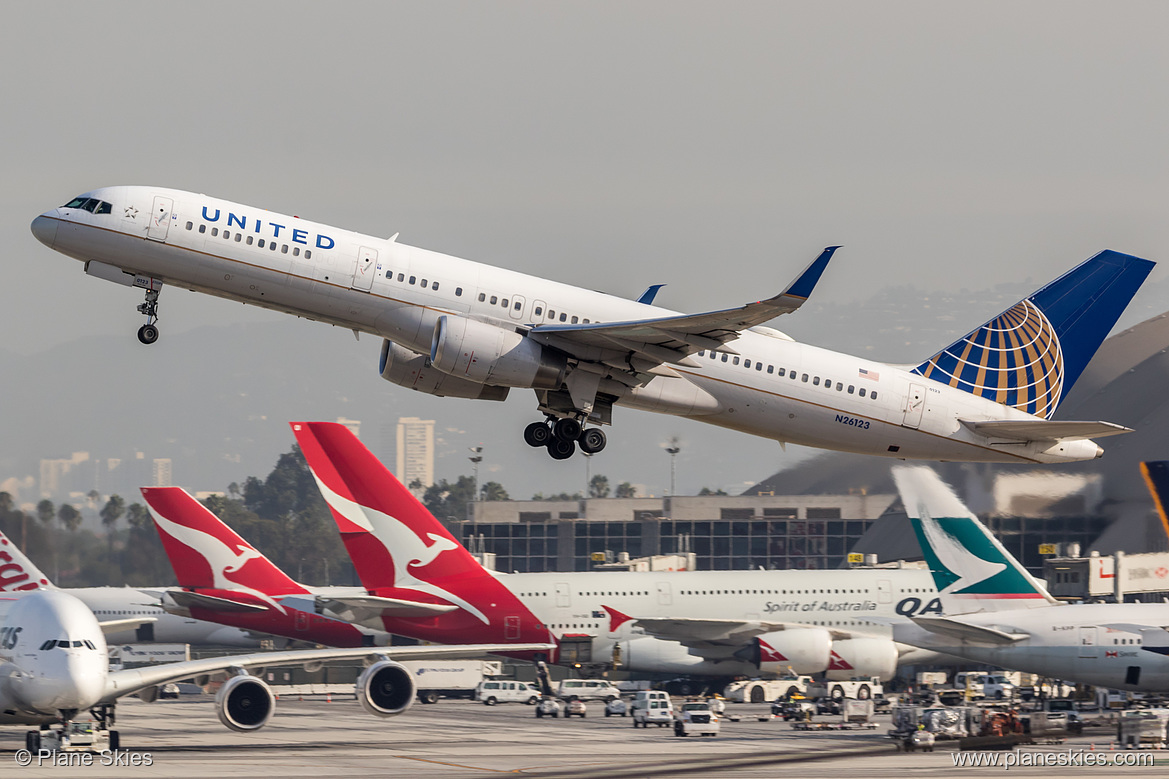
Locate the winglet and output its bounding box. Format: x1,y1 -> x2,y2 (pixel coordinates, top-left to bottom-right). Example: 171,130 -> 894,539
780,246 -> 840,301
636,284 -> 666,305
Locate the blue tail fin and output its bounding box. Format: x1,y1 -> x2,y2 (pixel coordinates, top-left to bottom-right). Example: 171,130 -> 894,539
913,250 -> 1154,418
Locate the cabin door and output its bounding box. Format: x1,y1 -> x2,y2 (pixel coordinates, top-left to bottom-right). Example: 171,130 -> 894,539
352,246 -> 378,291
147,196 -> 173,241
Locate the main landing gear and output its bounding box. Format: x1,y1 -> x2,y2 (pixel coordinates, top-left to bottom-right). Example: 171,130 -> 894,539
524,418 -> 607,460
136,286 -> 161,344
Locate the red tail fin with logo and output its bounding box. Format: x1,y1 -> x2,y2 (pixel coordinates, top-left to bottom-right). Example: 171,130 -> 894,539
0,531 -> 52,591
291,421 -> 548,649
141,487 -> 307,596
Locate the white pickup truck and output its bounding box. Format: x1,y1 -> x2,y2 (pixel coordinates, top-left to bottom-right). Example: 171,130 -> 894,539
674,701 -> 720,737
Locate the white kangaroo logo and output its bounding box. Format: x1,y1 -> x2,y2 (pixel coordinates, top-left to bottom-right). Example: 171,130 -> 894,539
308,472 -> 487,624
147,502 -> 286,614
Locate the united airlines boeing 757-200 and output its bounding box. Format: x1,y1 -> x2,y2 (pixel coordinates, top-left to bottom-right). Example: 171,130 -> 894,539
31,187 -> 1152,462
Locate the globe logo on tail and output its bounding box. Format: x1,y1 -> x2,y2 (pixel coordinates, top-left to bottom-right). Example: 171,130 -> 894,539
915,300 -> 1064,418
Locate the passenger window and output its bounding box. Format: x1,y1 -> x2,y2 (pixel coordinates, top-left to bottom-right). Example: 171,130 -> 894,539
548,310 -> 556,319
386,271 -> 392,279
282,244 -> 289,254
813,377 -> 820,386
756,362 -> 763,371
269,242 -> 277,251
802,374 -> 809,382
410,276 -> 417,285
479,293 -> 486,302
224,231 -> 231,239
871,392 -> 878,400
235,233 -> 242,242
258,239 -> 266,248
535,306 -> 543,316
768,365 -> 775,374
744,359 -> 751,368
456,287 -> 463,296
721,354 -> 728,362
710,352 -> 717,360
186,221 -> 193,230
400,274 -> 406,282
199,225 -> 206,234
859,388 -> 866,397
246,236 -> 254,245
583,318 -> 590,323
571,316 -> 578,323
211,228 -> 218,237
490,295 -> 498,305
421,279 -> 428,288
513,302 -> 520,311
432,282 -> 439,291
559,313 -> 567,321
502,299 -> 509,308
733,356 -> 739,365
836,382 -> 843,391
305,250 -> 312,259
847,385 -> 855,394
293,247 -> 300,256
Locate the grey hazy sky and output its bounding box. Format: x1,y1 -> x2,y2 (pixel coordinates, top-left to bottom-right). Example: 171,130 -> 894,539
4,2 -> 1169,498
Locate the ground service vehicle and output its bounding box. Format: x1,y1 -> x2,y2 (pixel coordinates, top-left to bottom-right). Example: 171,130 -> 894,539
557,679 -> 621,701
535,697 -> 562,718
632,691 -> 674,728
564,698 -> 587,718
674,701 -> 720,737
808,677 -> 882,701
605,698 -> 628,717
723,676 -> 812,703
475,679 -> 541,705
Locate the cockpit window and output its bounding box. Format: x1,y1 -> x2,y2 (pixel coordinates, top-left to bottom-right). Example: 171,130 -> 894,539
58,640 -> 70,648
40,640 -> 55,650
61,196 -> 113,214
84,640 -> 96,650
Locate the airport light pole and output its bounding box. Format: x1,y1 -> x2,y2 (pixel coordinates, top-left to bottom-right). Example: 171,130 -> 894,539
665,437 -> 681,496
469,446 -> 483,502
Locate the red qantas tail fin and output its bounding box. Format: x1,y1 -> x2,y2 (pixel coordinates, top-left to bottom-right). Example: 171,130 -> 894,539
141,487 -> 307,596
291,422 -> 493,617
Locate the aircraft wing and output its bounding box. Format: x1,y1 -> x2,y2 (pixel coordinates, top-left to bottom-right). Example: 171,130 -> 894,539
633,617 -> 855,649
166,590 -> 269,614
100,642 -> 554,704
98,617 -> 158,635
959,419 -> 1132,442
528,247 -> 839,367
911,616 -> 1029,645
316,594 -> 457,625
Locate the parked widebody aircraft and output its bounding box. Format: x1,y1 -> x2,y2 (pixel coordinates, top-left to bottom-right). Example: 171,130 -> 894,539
0,530 -> 263,647
141,486 -> 455,647
31,188 -> 1152,462
0,586 -> 549,748
891,466 -> 1169,691
284,421 -> 955,680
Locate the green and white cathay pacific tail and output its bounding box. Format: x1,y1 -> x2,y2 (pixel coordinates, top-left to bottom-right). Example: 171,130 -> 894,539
890,465 -> 1169,692
893,466 -> 1058,614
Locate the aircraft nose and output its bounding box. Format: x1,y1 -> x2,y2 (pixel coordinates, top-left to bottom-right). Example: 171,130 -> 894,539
30,212 -> 58,248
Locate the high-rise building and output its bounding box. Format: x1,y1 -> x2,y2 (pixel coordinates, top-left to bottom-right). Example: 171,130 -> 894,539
396,417 -> 435,490
152,458 -> 173,487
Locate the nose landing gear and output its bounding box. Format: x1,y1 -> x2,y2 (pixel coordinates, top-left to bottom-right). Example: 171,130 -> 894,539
524,418 -> 607,459
137,286 -> 161,344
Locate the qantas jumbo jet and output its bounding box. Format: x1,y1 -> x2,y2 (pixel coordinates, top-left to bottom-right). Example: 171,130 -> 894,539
285,421 -> 951,680
31,187 -> 1151,462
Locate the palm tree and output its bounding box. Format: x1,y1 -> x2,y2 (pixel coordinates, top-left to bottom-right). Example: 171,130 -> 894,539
100,495 -> 125,559
589,475 -> 611,499
36,499 -> 55,526
58,503 -> 82,533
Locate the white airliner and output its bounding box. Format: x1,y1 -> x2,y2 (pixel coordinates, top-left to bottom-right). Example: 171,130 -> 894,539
0,530 -> 265,647
891,466 -> 1169,691
286,421 -> 952,681
0,587 -> 550,749
31,188 -> 1152,463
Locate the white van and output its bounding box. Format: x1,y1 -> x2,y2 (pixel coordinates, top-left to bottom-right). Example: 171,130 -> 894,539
556,679 -> 622,701
955,672 -> 1016,700
631,690 -> 674,728
475,680 -> 541,705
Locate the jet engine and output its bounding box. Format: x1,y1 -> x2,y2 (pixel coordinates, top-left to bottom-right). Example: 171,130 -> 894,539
356,659 -> 415,717
747,629 -> 832,675
215,674 -> 275,732
430,316 -> 566,389
379,340 -> 509,401
825,637 -> 899,681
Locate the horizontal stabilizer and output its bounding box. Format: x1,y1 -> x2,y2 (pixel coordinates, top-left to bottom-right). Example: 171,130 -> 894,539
99,616 -> 158,635
960,419 -> 1133,442
912,616 -> 1029,645
317,595 -> 457,625
166,590 -> 270,613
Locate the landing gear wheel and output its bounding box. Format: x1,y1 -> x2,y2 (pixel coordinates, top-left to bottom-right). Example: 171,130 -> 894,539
579,428 -> 607,454
552,417 -> 582,441
524,421 -> 553,447
547,438 -> 576,460
26,731 -> 40,751
109,730 -> 119,750
137,324 -> 159,345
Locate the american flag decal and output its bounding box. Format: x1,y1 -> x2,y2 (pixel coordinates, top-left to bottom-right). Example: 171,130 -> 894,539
858,368 -> 880,381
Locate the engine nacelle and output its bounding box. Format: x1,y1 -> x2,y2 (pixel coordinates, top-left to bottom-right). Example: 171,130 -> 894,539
380,340 -> 510,401
825,637 -> 899,681
356,660 -> 415,718
431,316 -> 566,389
750,629 -> 832,675
215,674 -> 275,732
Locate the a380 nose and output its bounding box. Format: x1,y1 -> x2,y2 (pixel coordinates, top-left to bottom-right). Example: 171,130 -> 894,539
30,213 -> 58,248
